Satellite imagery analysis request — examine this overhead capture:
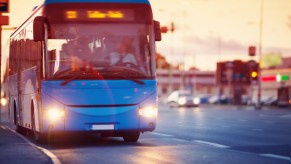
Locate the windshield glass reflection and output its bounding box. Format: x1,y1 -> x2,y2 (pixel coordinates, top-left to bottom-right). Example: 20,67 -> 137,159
46,23 -> 154,80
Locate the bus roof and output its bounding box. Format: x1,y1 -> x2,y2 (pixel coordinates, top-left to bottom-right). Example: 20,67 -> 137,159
44,0 -> 150,5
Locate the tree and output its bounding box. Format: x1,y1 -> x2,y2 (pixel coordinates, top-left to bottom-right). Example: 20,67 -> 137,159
189,66 -> 199,71
261,52 -> 282,69
156,52 -> 171,69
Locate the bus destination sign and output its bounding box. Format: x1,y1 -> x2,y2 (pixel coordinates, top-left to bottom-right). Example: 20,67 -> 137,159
65,9 -> 134,21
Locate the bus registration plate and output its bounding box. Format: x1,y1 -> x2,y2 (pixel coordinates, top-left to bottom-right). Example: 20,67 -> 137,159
91,124 -> 114,130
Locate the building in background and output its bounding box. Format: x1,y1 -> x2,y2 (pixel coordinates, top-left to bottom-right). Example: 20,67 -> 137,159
157,69 -> 217,98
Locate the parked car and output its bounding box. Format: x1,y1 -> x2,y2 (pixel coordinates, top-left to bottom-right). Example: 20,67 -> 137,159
167,90 -> 200,107
208,95 -> 229,104
264,96 -> 278,106
247,95 -> 275,106
196,94 -> 212,104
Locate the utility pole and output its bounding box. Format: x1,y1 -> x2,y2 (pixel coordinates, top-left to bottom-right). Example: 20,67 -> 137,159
0,0 -> 9,122
256,0 -> 264,109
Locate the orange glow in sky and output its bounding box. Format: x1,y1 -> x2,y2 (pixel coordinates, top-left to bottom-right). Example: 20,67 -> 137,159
150,0 -> 291,70
2,0 -> 291,71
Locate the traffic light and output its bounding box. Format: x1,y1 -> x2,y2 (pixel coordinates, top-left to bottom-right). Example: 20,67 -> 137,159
216,62 -> 228,85
251,71 -> 258,78
248,46 -> 256,56
248,60 -> 258,82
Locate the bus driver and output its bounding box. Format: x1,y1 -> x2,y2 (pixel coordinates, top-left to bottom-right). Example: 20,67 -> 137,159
110,37 -> 138,68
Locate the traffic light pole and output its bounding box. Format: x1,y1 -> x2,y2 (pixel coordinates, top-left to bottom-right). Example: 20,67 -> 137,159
256,0 -> 264,109
0,21 -> 2,122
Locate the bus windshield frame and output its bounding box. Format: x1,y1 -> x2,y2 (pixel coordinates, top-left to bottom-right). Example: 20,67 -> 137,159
43,3 -> 155,80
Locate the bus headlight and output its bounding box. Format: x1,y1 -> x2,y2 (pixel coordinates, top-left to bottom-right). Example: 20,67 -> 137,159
46,108 -> 65,122
139,106 -> 158,118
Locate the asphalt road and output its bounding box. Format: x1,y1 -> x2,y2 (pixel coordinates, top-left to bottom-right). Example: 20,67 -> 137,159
2,104 -> 291,164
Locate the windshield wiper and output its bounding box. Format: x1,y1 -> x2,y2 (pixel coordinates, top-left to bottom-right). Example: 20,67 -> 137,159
60,73 -> 82,86
130,79 -> 145,85
100,67 -> 146,85
106,73 -> 145,85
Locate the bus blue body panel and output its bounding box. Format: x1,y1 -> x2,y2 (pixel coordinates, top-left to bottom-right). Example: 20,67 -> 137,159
41,80 -> 157,132
42,80 -> 155,106
44,0 -> 150,5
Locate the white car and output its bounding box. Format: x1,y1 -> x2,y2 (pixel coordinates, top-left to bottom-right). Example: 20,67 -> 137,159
167,90 -> 200,107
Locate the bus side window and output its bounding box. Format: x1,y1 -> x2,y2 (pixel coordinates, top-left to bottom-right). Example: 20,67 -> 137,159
48,50 -> 57,75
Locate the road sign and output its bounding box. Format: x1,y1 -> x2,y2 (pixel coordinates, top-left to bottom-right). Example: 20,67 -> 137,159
0,0 -> 9,12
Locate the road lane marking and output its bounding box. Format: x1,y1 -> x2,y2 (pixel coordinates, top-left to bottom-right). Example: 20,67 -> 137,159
261,154 -> 290,161
252,128 -> 264,132
5,126 -> 62,164
220,125 -> 231,128
0,125 -> 7,130
193,140 -> 230,148
280,115 -> 291,119
172,138 -> 188,142
216,118 -> 224,120
151,132 -> 173,137
239,119 -> 247,122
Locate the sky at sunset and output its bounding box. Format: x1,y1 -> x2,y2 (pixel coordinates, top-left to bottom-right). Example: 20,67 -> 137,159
150,0 -> 291,70
2,0 -> 291,71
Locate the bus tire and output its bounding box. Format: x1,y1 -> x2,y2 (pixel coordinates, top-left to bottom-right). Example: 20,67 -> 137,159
35,132 -> 48,144
14,103 -> 25,134
31,102 -> 48,144
16,125 -> 25,135
123,131 -> 140,142
13,102 -> 17,125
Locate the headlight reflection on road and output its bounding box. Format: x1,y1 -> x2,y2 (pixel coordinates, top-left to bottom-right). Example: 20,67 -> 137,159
130,148 -> 178,163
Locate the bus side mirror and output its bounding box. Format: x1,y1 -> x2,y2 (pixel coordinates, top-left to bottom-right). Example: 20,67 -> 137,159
154,20 -> 162,41
33,16 -> 46,41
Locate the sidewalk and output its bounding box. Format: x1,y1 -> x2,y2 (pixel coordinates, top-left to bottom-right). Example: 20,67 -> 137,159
0,123 -> 52,164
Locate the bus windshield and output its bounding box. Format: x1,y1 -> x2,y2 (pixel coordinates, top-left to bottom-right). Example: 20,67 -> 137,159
46,23 -> 154,80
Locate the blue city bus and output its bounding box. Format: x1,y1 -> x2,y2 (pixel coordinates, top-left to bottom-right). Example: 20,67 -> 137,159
2,0 -> 161,143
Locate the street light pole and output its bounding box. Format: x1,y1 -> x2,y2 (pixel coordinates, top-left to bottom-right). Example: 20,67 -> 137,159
256,0 -> 264,109
0,24 -> 2,123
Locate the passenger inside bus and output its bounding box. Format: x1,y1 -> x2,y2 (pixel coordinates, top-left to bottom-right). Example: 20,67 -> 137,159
64,36 -> 94,70
67,37 -> 92,59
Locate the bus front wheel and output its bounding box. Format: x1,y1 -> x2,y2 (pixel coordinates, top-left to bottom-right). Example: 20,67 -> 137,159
34,132 -> 48,144
123,132 -> 140,142
31,103 -> 47,144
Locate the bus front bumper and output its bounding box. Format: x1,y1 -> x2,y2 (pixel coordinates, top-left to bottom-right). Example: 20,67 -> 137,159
42,105 -> 157,133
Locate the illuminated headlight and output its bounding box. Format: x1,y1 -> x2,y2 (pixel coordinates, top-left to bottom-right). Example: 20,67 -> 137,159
1,97 -> 7,106
46,108 -> 65,122
139,106 -> 158,118
193,98 -> 200,104
178,97 -> 187,105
